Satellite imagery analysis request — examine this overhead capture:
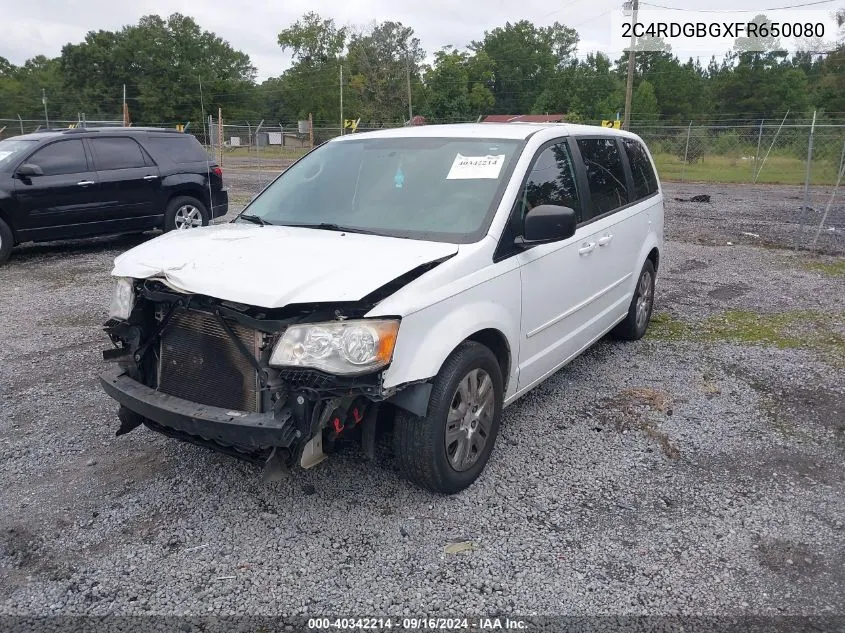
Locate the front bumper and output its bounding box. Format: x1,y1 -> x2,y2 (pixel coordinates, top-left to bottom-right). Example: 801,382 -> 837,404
100,368 -> 297,453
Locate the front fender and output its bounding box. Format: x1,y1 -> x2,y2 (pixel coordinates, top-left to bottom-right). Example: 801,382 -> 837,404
379,267 -> 521,399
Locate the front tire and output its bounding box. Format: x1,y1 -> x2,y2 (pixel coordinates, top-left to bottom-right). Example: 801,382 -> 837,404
164,196 -> 209,232
612,259 -> 656,341
393,341 -> 503,494
0,218 -> 13,265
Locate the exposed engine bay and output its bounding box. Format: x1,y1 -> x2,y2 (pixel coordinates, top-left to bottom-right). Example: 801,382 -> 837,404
100,277 -> 432,477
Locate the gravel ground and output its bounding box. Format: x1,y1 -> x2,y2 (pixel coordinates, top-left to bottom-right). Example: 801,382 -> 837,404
0,179 -> 843,619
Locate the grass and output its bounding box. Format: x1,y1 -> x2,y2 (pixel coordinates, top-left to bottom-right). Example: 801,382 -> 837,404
219,146 -> 310,160
652,152 -> 843,186
801,259 -> 845,277
648,309 -> 845,364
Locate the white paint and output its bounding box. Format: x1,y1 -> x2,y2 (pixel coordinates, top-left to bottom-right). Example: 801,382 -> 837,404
111,122 -> 664,407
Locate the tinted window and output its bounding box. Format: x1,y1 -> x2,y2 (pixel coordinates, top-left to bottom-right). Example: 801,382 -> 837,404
623,139 -> 658,200
519,142 -> 581,225
145,135 -> 209,163
28,140 -> 88,175
576,138 -> 629,217
91,137 -> 148,170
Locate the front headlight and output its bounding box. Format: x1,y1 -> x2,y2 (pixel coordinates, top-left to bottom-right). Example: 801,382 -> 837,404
270,319 -> 400,375
108,277 -> 135,320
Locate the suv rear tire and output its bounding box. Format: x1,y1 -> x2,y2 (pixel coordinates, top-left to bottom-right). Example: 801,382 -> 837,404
612,259 -> 655,341
164,196 -> 209,232
393,341 -> 503,494
0,218 -> 13,265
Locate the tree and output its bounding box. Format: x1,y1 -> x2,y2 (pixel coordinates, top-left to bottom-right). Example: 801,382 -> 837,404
471,20 -> 578,114
60,13 -> 257,124
632,80 -> 659,119
277,12 -> 347,63
346,21 -> 426,125
423,47 -> 494,122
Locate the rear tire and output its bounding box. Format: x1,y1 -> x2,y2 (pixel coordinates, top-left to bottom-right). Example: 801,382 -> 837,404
393,341 -> 503,494
164,196 -> 208,232
0,218 -> 13,265
612,259 -> 655,341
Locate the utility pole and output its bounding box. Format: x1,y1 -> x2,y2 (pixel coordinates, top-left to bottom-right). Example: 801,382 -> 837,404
622,0 -> 639,131
41,89 -> 49,128
340,64 -> 344,136
406,58 -> 413,123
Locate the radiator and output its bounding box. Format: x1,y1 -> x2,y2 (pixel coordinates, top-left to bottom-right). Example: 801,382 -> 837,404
157,310 -> 261,412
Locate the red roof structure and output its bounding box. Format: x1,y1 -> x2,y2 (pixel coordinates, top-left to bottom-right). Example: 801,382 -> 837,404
482,114 -> 566,123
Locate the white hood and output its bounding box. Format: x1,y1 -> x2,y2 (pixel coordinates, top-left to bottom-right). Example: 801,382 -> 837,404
112,223 -> 459,308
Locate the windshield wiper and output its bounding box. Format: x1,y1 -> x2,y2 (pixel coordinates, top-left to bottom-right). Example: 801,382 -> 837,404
283,222 -> 381,236
237,213 -> 272,226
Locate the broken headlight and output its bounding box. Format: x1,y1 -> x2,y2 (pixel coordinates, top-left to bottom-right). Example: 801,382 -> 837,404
269,319 -> 399,375
108,277 -> 135,321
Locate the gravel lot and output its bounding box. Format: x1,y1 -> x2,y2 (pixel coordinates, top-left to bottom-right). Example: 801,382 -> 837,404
0,177 -> 843,619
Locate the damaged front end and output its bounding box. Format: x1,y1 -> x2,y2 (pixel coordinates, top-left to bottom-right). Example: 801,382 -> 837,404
99,278 -> 407,474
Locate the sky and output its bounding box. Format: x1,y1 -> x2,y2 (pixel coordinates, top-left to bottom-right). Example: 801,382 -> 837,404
1,0 -> 842,81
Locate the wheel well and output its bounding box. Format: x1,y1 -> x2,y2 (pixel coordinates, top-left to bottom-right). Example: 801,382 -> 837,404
467,329 -> 511,391
0,208 -> 17,244
166,190 -> 208,212
647,247 -> 660,272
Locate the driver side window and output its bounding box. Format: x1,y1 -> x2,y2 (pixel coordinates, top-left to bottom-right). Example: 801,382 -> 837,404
517,142 -> 581,234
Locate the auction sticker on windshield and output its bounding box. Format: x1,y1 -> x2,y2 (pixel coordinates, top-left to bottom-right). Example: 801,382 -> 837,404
446,154 -> 505,180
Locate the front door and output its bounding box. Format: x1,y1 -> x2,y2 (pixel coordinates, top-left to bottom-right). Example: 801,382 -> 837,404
13,138 -> 100,241
515,140 -> 610,392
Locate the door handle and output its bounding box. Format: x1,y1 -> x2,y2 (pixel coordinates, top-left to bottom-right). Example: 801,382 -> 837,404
578,242 -> 596,255
143,175 -> 158,181
598,234 -> 613,247
77,180 -> 95,186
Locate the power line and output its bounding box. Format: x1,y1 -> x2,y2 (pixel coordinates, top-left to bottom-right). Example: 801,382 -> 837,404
640,0 -> 840,11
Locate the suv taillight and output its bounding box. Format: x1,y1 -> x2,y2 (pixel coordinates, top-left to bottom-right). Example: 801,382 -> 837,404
212,166 -> 223,178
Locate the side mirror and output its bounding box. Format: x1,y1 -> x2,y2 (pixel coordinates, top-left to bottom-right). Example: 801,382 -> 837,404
16,163 -> 43,178
518,204 -> 577,246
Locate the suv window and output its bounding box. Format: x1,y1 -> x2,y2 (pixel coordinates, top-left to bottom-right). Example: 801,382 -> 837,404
145,135 -> 208,163
27,140 -> 88,176
518,142 -> 581,227
90,137 -> 149,170
623,139 -> 658,200
576,138 -> 629,218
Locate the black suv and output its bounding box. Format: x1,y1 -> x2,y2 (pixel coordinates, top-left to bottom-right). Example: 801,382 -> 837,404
0,127 -> 229,264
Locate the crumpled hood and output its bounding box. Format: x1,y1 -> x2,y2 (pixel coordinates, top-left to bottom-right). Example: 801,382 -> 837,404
111,223 -> 459,308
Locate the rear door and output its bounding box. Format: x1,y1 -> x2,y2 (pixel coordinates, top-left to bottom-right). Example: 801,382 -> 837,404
89,136 -> 162,225
13,138 -> 100,240
569,136 -> 640,322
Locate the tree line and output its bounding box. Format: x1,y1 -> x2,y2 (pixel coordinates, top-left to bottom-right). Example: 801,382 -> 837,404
1,10 -> 844,129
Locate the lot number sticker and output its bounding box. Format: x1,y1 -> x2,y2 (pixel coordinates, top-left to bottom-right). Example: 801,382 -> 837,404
447,153 -> 506,180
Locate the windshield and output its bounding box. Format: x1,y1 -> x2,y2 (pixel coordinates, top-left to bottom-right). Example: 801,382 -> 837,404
240,136 -> 523,243
0,139 -> 37,169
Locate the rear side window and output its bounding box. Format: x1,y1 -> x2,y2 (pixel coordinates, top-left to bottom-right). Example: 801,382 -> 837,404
27,140 -> 88,176
576,138 -> 629,218
519,142 -> 581,224
623,139 -> 658,200
90,137 -> 149,170
144,135 -> 208,163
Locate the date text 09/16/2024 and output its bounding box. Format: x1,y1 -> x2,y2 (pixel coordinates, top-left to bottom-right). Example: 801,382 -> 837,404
307,617 -> 528,630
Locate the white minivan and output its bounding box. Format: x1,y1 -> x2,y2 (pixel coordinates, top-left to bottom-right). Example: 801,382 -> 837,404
100,123 -> 663,494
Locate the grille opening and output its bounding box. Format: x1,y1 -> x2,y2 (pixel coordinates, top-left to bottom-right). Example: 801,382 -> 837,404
157,310 -> 261,412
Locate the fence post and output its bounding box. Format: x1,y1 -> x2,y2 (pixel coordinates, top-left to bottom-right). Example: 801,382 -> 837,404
17,114 -> 23,135
797,110 -> 817,250
255,120 -> 265,188
810,139 -> 845,252
753,119 -> 764,181
681,121 -> 692,182
753,110 -> 789,184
